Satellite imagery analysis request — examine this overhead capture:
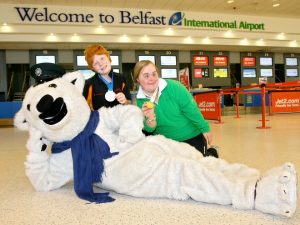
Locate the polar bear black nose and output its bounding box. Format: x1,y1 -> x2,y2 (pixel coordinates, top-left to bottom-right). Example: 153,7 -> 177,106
37,95 -> 54,113
37,94 -> 67,125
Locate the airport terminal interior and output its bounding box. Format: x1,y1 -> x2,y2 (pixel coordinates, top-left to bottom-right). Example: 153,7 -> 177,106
0,1 -> 300,225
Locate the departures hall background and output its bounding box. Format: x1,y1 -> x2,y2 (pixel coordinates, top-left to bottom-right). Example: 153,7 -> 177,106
1,0 -> 300,96
0,1 -> 300,225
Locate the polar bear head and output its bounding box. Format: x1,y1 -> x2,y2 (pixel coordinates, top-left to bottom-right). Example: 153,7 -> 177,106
14,71 -> 90,142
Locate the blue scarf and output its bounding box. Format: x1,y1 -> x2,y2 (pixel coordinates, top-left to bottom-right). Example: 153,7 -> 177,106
52,111 -> 118,203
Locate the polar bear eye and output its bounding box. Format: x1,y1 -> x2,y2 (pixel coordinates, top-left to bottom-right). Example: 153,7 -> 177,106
27,104 -> 30,111
48,83 -> 57,88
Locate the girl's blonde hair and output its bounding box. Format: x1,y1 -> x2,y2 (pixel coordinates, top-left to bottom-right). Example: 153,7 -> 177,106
84,44 -> 111,70
133,60 -> 159,83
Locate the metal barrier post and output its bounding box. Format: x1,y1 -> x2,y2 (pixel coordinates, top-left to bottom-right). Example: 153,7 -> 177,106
215,90 -> 224,124
235,91 -> 240,118
257,84 -> 271,129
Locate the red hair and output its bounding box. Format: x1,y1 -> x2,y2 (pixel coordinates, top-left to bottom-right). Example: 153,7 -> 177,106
84,44 -> 111,70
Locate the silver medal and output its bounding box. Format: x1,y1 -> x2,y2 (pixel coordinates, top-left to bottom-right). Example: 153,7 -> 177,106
105,90 -> 116,102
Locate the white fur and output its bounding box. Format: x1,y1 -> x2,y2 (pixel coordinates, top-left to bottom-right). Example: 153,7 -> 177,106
14,71 -> 298,218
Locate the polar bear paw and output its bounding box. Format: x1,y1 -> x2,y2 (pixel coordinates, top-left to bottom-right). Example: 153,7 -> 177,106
254,163 -> 297,217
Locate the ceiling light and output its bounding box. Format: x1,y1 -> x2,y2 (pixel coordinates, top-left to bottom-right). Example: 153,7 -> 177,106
272,3 -> 280,7
184,36 -> 194,44
240,38 -> 249,45
289,40 -> 297,47
95,26 -> 106,34
141,35 -> 150,42
277,33 -> 285,40
227,0 -> 234,4
1,23 -> 12,32
71,34 -> 80,42
47,33 -> 57,42
202,37 -> 211,44
119,34 -> 130,42
256,39 -> 265,45
224,30 -> 234,38
164,28 -> 174,35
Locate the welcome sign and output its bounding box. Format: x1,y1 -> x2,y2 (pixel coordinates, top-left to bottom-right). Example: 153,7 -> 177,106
3,5 -> 266,32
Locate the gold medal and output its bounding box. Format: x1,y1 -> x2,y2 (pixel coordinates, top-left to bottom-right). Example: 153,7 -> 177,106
146,101 -> 154,109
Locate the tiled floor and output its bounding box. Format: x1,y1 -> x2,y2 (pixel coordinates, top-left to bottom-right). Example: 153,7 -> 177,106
0,113 -> 299,225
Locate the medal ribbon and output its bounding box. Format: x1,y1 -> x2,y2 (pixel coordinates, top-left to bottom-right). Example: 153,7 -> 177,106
98,73 -> 114,91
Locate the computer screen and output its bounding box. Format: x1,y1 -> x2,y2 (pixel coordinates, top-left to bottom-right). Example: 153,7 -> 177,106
113,68 -> 120,73
138,55 -> 155,64
259,57 -> 273,66
285,57 -> 298,66
76,55 -> 88,66
110,55 -> 119,66
242,57 -> 256,67
35,55 -> 56,64
242,68 -> 256,78
160,55 -> 177,66
260,68 -> 273,77
213,56 -> 228,66
78,70 -> 94,80
194,68 -> 209,78
161,68 -> 177,78
213,68 -> 228,78
193,56 -> 209,66
286,68 -> 298,77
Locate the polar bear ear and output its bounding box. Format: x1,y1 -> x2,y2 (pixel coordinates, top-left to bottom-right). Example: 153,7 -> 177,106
62,71 -> 85,93
14,108 -> 29,131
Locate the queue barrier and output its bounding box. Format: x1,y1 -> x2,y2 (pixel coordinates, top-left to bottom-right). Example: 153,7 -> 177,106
1,81 -> 299,129
222,80 -> 300,129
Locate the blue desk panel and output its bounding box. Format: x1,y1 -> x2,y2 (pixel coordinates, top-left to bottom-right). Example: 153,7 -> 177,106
0,101 -> 22,118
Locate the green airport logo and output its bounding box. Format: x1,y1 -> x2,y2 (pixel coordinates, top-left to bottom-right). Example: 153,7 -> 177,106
169,11 -> 265,31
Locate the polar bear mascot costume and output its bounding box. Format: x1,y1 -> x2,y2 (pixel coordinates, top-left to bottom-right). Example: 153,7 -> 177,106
14,71 -> 297,217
